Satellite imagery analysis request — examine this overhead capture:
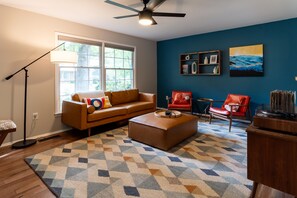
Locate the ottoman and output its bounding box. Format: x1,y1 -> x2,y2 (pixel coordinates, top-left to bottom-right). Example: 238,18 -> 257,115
128,112 -> 198,150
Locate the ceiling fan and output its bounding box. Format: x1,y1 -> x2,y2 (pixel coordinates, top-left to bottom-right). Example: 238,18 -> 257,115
104,0 -> 186,26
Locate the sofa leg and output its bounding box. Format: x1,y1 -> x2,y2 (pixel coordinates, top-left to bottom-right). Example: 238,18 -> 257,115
88,128 -> 91,137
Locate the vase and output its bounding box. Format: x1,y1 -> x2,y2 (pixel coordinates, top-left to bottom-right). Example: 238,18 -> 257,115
191,62 -> 197,74
204,57 -> 208,64
213,66 -> 218,74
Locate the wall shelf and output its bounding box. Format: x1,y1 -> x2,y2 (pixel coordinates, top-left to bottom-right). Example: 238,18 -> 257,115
180,50 -> 221,76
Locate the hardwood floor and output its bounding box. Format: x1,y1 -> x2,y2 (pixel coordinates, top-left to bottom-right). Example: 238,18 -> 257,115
0,120 -> 294,198
0,123 -> 121,198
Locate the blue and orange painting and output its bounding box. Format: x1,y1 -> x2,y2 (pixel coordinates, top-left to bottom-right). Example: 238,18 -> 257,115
229,44 -> 263,76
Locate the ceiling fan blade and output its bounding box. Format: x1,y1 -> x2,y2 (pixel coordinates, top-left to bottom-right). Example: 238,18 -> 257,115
147,0 -> 166,11
153,12 -> 186,17
114,14 -> 139,19
105,0 -> 140,13
152,18 -> 158,25
128,2 -> 143,8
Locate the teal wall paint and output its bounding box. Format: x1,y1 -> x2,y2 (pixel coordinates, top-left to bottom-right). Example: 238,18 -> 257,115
157,18 -> 297,114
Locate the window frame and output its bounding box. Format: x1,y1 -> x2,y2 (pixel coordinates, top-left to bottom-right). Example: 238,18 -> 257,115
104,44 -> 135,91
54,33 -> 136,115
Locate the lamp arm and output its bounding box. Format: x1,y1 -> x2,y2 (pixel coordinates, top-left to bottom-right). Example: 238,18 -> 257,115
5,42 -> 65,80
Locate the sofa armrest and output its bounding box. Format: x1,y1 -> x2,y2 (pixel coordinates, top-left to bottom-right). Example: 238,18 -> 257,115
139,92 -> 156,109
62,100 -> 88,130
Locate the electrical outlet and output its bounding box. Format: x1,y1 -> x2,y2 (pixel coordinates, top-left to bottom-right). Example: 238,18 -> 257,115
33,112 -> 39,120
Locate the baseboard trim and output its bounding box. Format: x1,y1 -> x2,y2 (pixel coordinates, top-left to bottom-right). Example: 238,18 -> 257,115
1,128 -> 71,148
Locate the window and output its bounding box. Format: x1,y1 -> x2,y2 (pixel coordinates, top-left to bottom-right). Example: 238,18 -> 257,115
55,35 -> 135,113
105,44 -> 134,91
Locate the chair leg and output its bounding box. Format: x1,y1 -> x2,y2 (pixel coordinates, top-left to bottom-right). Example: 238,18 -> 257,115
0,132 -> 9,146
229,119 -> 232,132
209,114 -> 212,124
88,128 -> 91,137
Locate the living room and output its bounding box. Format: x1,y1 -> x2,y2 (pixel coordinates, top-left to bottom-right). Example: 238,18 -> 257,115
0,0 -> 296,197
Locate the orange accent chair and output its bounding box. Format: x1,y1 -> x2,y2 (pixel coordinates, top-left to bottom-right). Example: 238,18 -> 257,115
209,94 -> 251,132
167,91 -> 192,112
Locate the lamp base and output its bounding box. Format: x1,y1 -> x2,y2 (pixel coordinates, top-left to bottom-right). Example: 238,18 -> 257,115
12,139 -> 37,149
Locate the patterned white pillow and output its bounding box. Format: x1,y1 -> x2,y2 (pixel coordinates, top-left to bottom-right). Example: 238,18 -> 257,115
224,103 -> 240,112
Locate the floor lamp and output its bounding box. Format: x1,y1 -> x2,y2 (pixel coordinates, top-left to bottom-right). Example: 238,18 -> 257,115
5,43 -> 78,149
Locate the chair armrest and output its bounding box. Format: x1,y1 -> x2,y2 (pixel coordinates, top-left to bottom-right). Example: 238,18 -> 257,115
139,92 -> 156,103
62,100 -> 88,130
228,103 -> 249,107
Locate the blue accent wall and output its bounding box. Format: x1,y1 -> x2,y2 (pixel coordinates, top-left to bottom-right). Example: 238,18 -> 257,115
157,18 -> 297,114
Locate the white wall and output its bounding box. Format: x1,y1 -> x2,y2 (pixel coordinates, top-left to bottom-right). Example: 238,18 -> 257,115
0,5 -> 157,145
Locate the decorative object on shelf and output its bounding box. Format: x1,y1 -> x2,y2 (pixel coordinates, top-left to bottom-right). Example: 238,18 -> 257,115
209,55 -> 217,64
191,62 -> 197,74
180,50 -> 221,76
229,44 -> 263,77
182,64 -> 188,74
198,50 -> 221,75
4,43 -> 78,149
204,56 -> 208,64
213,66 -> 219,74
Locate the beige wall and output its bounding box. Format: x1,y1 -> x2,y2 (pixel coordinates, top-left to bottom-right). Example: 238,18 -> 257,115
0,5 -> 157,145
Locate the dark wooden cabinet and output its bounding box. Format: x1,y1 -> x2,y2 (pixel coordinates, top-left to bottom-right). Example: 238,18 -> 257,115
246,124 -> 297,197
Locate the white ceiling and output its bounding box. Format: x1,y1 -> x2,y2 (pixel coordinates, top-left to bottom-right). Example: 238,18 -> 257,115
1,0 -> 297,41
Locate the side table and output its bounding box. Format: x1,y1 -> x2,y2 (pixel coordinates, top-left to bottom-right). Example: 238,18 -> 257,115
196,98 -> 213,120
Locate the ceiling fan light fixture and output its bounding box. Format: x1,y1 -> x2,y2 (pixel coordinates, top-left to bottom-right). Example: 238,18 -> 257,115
139,18 -> 153,26
139,10 -> 153,26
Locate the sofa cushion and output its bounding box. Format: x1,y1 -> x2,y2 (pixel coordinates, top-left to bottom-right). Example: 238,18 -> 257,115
111,89 -> 139,105
115,101 -> 154,114
72,91 -> 105,102
88,107 -> 127,122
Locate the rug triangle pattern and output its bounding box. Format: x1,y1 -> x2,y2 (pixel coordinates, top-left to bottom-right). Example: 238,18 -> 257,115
25,120 -> 252,197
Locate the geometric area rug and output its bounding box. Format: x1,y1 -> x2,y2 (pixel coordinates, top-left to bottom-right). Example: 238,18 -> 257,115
25,120 -> 252,198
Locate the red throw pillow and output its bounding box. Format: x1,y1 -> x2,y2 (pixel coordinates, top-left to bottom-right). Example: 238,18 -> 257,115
173,93 -> 190,104
223,95 -> 245,111
225,95 -> 244,105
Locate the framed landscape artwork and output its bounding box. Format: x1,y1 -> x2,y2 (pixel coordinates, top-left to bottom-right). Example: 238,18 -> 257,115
229,44 -> 264,77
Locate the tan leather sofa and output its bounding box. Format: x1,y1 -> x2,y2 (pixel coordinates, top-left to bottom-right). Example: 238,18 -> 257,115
62,89 -> 156,135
